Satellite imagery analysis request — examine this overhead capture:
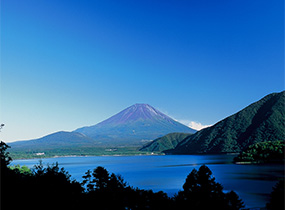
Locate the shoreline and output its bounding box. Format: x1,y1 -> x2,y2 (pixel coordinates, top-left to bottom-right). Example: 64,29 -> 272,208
11,152 -> 240,161
11,152 -> 164,160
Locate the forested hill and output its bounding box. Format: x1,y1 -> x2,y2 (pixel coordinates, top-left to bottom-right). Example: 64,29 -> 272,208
139,133 -> 192,153
165,91 -> 285,154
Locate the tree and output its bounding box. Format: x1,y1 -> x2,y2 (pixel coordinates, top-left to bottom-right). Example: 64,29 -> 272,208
92,166 -> 110,191
9,164 -> 31,175
83,166 -> 128,193
267,180 -> 284,210
234,140 -> 285,163
1,143 -> 246,210
0,141 -> 12,167
0,141 -> 12,210
82,169 -> 94,191
82,166 -> 130,210
29,162 -> 84,210
81,166 -> 173,210
175,165 -> 244,210
225,191 -> 245,210
108,173 -> 127,191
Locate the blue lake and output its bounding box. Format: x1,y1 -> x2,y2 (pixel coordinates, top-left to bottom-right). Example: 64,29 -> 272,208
12,155 -> 284,208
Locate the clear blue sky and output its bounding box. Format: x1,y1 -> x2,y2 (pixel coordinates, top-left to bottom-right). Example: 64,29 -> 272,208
1,0 -> 284,142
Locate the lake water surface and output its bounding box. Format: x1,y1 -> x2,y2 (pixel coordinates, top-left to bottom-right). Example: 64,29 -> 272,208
13,155 -> 284,208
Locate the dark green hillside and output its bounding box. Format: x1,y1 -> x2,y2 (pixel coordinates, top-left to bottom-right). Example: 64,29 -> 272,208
166,91 -> 285,154
140,133 -> 192,153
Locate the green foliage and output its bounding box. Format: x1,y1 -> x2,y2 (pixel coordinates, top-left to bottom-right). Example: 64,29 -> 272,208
10,146 -> 149,159
9,164 -> 31,174
234,140 -> 285,163
0,141 -> 12,166
140,132 -> 192,153
167,91 -> 285,154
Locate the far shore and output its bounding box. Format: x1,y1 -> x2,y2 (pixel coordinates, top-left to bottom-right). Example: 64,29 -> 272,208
11,152 -> 164,161
11,152 -> 242,161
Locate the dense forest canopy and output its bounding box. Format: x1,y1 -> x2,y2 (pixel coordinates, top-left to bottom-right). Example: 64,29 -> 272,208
234,140 -> 285,163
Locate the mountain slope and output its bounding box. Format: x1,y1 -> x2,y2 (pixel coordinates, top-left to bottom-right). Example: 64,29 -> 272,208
139,133 -> 192,153
9,131 -> 95,150
166,91 -> 285,154
75,104 -> 195,145
9,104 -> 195,157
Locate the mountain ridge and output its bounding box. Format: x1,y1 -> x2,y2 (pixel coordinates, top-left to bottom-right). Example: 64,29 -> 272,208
9,104 -> 195,157
165,91 -> 285,154
96,104 -> 175,125
9,131 -> 96,150
74,104 -> 195,145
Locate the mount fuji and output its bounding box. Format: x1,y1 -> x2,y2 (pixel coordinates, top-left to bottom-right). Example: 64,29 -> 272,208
10,104 -> 196,153
75,104 -> 196,145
